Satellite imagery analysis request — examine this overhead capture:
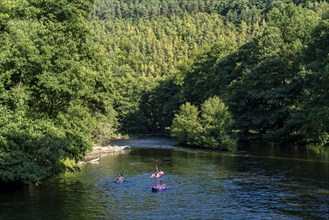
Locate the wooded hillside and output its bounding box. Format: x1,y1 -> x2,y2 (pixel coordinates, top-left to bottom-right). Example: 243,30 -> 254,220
0,0 -> 328,184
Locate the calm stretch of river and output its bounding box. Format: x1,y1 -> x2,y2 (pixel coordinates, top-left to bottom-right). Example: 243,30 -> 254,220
1,137 -> 328,219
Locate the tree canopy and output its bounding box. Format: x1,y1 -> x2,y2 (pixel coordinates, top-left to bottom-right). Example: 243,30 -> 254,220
0,0 -> 117,184
1,0 -> 329,184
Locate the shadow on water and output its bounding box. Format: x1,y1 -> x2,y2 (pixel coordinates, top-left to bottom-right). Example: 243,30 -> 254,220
0,137 -> 328,219
239,141 -> 329,162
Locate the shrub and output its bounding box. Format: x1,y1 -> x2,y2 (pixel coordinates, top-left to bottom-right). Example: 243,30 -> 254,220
171,96 -> 237,150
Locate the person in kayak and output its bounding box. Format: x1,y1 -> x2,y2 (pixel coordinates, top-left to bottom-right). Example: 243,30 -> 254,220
115,173 -> 125,183
150,165 -> 164,178
159,180 -> 166,187
152,180 -> 167,192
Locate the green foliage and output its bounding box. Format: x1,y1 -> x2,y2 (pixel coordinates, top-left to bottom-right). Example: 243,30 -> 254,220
94,11 -> 256,132
171,97 -> 237,150
200,97 -> 237,150
0,0 -> 117,184
141,77 -> 182,133
169,2 -> 329,145
170,102 -> 202,146
1,0 -> 329,184
287,15 -> 329,144
92,0 -> 329,145
93,0 -> 224,19
0,107 -> 91,184
228,4 -> 321,139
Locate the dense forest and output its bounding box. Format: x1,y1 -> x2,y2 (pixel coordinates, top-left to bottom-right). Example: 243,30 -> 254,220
0,0 -> 328,184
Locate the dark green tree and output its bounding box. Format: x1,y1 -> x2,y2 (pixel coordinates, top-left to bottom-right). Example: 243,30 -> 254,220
170,102 -> 202,146
0,0 -> 117,184
228,4 -> 320,139
199,96 -> 237,150
171,96 -> 236,150
287,14 -> 329,144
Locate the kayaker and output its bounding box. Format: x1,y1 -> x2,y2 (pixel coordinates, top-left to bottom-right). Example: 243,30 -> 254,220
150,165 -> 164,178
152,180 -> 167,193
115,173 -> 125,183
159,180 -> 166,187
150,171 -> 164,178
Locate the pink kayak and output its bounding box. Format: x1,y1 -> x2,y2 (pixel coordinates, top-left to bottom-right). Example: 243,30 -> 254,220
152,185 -> 167,193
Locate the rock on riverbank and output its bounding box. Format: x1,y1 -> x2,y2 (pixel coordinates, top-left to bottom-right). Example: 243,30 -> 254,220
86,145 -> 130,158
76,145 -> 131,166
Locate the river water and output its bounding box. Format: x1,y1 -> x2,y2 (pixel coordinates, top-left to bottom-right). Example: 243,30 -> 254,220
0,137 -> 328,219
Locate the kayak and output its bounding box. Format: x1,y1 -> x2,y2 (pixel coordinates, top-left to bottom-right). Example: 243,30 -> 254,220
151,186 -> 167,193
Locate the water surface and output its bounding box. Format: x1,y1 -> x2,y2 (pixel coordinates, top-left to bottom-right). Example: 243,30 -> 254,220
0,137 -> 328,219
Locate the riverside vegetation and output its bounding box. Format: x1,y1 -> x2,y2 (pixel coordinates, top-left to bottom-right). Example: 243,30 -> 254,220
0,0 -> 328,184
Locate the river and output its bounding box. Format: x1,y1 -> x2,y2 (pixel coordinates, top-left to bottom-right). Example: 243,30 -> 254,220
0,137 -> 328,219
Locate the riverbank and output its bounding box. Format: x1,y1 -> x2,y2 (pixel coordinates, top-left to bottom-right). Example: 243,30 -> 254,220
85,144 -> 130,159
74,145 -> 131,168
